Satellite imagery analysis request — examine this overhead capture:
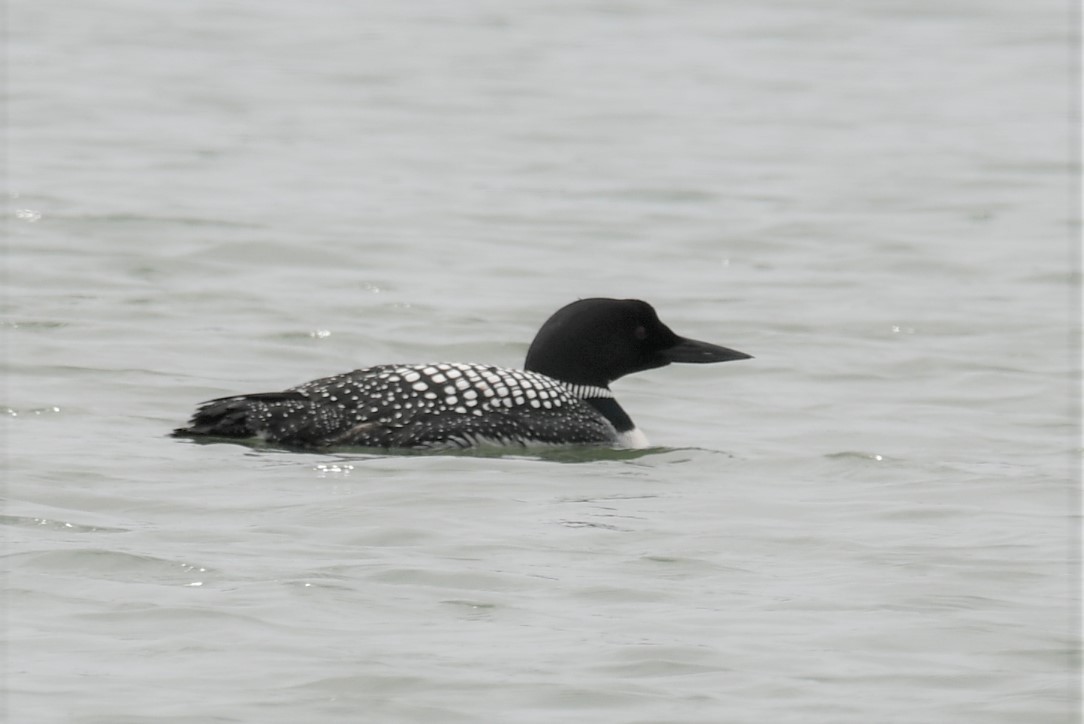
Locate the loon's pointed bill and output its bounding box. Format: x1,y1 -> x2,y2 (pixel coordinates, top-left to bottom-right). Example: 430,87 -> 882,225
174,297 -> 751,451
662,337 -> 752,364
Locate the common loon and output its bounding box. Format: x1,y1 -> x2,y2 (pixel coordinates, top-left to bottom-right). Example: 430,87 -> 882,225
173,298 -> 751,451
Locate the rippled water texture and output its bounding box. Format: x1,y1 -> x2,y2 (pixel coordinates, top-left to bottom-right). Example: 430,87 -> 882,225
5,0 -> 1078,722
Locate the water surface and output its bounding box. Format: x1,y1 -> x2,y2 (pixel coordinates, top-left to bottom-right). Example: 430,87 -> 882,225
5,0 -> 1078,722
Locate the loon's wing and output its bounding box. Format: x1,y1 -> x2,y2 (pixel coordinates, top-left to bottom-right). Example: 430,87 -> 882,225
172,389 -> 396,448
382,399 -> 619,449
173,367 -> 406,448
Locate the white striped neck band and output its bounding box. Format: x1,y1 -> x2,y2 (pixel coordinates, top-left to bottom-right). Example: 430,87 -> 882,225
560,382 -> 614,399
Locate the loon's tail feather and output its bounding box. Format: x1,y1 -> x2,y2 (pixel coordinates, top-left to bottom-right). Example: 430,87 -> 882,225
172,392 -> 304,439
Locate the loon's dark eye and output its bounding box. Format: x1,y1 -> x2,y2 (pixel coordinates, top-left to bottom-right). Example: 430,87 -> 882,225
634,325 -> 647,341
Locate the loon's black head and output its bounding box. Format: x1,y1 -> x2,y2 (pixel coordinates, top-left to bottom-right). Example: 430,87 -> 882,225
524,298 -> 751,387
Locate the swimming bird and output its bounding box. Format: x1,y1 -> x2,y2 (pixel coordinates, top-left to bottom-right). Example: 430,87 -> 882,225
173,298 -> 751,450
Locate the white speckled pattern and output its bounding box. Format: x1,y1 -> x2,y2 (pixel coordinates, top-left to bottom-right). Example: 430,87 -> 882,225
185,362 -> 622,449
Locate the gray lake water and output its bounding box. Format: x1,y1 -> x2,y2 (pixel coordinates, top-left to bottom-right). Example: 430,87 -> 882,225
5,1 -> 1079,722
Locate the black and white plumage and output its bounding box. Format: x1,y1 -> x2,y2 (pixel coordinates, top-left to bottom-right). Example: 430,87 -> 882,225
173,298 -> 751,451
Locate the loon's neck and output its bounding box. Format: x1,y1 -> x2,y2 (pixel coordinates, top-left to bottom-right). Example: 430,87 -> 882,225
560,382 -> 614,400
582,396 -> 635,434
558,380 -> 646,445
556,381 -> 628,431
